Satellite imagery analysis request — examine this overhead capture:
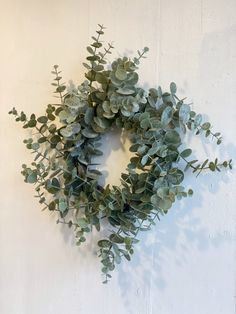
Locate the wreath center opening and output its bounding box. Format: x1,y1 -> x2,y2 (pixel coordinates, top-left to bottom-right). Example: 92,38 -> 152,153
93,128 -> 132,187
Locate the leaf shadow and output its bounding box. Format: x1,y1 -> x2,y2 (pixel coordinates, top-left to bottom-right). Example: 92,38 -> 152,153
116,166 -> 233,313
55,25 -> 236,312
114,24 -> 236,312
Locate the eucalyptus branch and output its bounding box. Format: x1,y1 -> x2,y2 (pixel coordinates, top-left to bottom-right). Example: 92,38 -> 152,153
98,42 -> 114,65
180,155 -> 232,175
133,46 -> 149,64
52,64 -> 65,104
88,24 -> 105,88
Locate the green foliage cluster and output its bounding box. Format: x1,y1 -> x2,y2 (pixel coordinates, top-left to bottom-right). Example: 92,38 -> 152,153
9,24 -> 232,283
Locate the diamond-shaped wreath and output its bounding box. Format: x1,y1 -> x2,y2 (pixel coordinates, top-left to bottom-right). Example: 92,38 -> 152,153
9,25 -> 232,283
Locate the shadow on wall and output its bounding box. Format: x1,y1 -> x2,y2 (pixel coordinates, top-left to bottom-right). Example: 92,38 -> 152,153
197,24 -> 236,106
115,25 -> 236,313
55,25 -> 236,313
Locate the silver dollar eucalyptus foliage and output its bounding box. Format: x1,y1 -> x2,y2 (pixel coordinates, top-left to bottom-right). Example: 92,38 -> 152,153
9,24 -> 232,283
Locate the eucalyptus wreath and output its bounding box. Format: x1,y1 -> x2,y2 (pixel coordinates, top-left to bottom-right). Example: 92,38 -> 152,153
9,24 -> 232,283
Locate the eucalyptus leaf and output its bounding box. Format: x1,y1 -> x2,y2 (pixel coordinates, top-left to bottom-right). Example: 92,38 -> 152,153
27,172 -> 37,183
161,106 -> 173,126
170,82 -> 177,94
115,67 -> 127,81
179,104 -> 190,124
82,128 -> 99,138
180,149 -> 192,158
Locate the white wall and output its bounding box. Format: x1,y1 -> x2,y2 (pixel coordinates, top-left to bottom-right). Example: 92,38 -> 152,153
0,1 -> 236,313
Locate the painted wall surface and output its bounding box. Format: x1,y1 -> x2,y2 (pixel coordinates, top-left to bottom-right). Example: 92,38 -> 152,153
0,1 -> 236,313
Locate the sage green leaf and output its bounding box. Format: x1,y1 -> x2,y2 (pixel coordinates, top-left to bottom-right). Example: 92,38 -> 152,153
93,64 -> 104,72
137,145 -> 148,154
38,137 -> 47,143
94,116 -> 110,129
170,82 -> 177,94
151,194 -> 172,212
110,72 -> 122,86
60,126 -> 73,137
56,85 -> 66,93
82,128 -> 98,138
148,142 -> 159,156
116,88 -> 135,95
98,240 -> 111,248
50,135 -> 61,144
209,161 -> 216,171
91,42 -> 102,48
109,234 -> 124,244
31,143 -> 40,150
202,122 -> 211,130
205,129 -> 210,137
156,187 -> 169,199
87,55 -> 100,62
158,198 -> 172,212
148,95 -> 156,108
47,113 -> 56,121
114,253 -> 121,264
37,116 -> 48,124
95,73 -> 108,84
28,119 -> 37,128
51,178 -> 60,190
194,114 -> 202,127
141,154 -> 149,166
126,72 -> 138,85
86,46 -> 94,54
164,130 -> 181,145
49,124 -> 56,133
161,106 -> 173,126
48,201 -> 56,211
102,101 -> 111,113
156,97 -> 164,108
115,66 -> 127,81
58,198 -> 67,213
135,186 -> 146,194
77,218 -> 89,228
180,149 -> 192,158
167,168 -> 184,184
46,179 -> 60,194
27,172 -> 37,183
83,63 -> 91,70
140,118 -> 150,129
150,194 -> 159,206
129,144 -> 139,152
103,111 -> 115,119
139,112 -> 150,121
188,189 -> 193,196
71,122 -> 81,134
157,145 -> 168,158
85,107 -> 94,125
90,215 -> 99,226
124,237 -> 133,247
61,123 -> 81,138
179,104 -> 190,123
59,110 -> 76,123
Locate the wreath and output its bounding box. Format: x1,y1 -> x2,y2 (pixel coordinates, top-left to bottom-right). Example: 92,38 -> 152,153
9,24 -> 232,283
